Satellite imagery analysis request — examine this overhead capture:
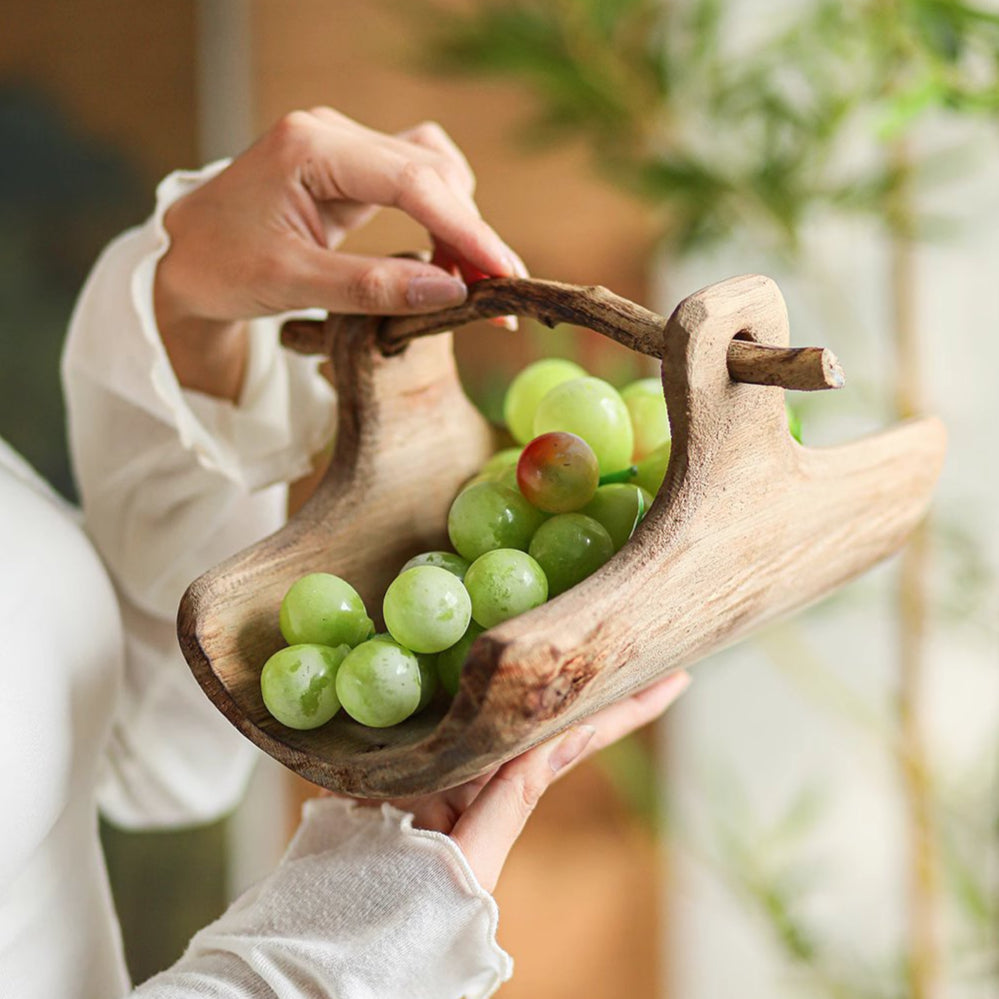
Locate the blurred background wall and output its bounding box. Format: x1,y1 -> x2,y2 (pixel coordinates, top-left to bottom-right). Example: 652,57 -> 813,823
3,2 -> 996,998
0,1 -> 198,497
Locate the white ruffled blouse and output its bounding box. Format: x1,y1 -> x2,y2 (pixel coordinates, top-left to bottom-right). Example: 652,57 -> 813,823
0,164 -> 512,999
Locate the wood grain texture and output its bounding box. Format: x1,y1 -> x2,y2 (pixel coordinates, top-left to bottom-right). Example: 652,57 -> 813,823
726,340 -> 844,390
178,274 -> 945,797
281,277 -> 846,392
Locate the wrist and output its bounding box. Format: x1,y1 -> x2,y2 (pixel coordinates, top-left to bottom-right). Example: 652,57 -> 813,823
155,197 -> 248,403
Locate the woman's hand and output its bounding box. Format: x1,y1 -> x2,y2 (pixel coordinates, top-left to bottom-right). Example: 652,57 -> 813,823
154,108 -> 525,400
375,670 -> 690,892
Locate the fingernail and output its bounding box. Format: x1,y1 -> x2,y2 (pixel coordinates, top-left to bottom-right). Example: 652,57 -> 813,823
407,276 -> 467,308
549,724 -> 596,773
489,315 -> 518,331
666,671 -> 692,697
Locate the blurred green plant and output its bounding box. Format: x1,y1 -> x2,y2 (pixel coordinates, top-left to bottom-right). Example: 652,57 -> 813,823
416,0 -> 999,251
410,2 -> 999,997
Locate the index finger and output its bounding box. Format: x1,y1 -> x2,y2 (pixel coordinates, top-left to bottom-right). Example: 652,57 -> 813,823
297,123 -> 519,279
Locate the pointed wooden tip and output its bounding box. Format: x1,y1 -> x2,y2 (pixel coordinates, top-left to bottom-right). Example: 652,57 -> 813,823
726,342 -> 846,391
822,349 -> 846,389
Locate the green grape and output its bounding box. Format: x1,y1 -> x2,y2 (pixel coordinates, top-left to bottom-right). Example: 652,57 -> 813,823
335,639 -> 422,727
383,565 -> 472,654
459,472 -> 493,494
633,441 -> 671,495
582,483 -> 654,551
464,548 -> 548,628
516,432 -> 599,513
401,550 -> 470,580
495,464 -> 522,494
496,459 -> 555,508
279,573 -> 373,648
260,643 -> 349,730
436,622 -> 484,697
620,377 -> 669,461
503,358 -> 587,444
786,404 -> 803,444
528,513 -> 614,596
369,632 -> 438,712
447,481 -> 545,561
459,449 -> 522,494
533,376 -> 633,475
480,447 -> 522,478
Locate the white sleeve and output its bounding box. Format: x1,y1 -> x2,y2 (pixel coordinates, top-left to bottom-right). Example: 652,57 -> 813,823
130,798 -> 513,999
61,164 -> 337,829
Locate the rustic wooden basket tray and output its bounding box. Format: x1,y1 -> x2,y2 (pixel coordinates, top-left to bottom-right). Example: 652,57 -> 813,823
177,273 -> 945,798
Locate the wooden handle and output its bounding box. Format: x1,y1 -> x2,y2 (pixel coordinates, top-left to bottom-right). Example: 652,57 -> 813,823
726,340 -> 845,391
281,277 -> 845,392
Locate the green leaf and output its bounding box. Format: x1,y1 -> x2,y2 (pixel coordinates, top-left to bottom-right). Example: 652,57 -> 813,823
786,404 -> 804,444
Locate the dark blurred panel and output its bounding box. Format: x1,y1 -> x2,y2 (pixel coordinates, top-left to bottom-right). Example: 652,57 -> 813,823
0,2 -> 199,180
0,85 -> 145,497
0,4 -> 232,986
0,1 -> 199,496
100,818 -> 229,982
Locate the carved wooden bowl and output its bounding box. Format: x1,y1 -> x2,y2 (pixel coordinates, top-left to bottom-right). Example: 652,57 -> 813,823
177,274 -> 945,797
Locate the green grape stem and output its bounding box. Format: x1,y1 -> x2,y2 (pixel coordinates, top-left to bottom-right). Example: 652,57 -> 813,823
632,488 -> 646,536
599,465 -> 639,485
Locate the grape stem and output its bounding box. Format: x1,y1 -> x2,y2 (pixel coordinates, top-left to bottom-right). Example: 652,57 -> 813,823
599,466 -> 638,485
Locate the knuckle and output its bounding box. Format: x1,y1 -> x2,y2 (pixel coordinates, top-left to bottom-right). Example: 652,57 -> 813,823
274,109 -> 313,136
270,110 -> 315,153
495,769 -> 544,816
307,105 -> 348,126
412,119 -> 450,146
349,265 -> 396,312
396,159 -> 440,203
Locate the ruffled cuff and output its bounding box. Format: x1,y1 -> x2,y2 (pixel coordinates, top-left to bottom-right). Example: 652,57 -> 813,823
144,797 -> 513,999
138,163 -> 335,490
66,160 -> 336,495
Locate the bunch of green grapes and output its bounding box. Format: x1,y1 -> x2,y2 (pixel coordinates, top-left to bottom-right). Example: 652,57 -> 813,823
258,359 -> 669,732
260,356 -> 801,730
493,360 -> 669,595
261,546 -> 548,730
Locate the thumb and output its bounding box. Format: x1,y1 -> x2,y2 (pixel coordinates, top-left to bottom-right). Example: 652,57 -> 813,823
299,249 -> 468,315
449,725 -> 596,892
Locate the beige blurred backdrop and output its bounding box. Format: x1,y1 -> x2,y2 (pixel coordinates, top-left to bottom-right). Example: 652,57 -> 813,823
1,2 -> 668,995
